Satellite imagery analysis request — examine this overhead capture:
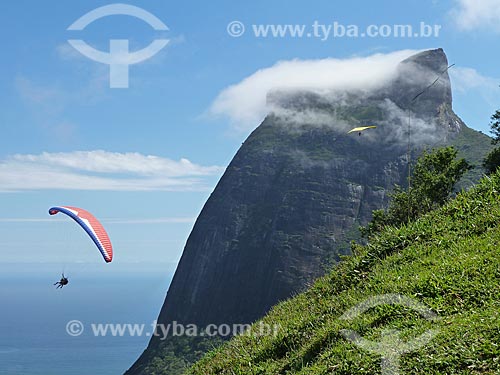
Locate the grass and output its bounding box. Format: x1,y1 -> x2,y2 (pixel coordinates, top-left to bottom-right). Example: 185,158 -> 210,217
188,171 -> 500,374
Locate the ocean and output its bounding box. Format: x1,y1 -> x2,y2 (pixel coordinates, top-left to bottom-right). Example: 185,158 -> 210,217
0,263 -> 174,375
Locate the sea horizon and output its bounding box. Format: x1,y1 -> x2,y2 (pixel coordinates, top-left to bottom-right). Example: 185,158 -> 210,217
0,263 -> 174,375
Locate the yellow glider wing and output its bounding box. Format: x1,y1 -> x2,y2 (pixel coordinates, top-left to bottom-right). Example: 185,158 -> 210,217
347,126 -> 377,134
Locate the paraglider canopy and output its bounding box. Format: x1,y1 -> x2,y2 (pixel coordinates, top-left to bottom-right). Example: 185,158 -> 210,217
48,206 -> 113,263
347,126 -> 377,134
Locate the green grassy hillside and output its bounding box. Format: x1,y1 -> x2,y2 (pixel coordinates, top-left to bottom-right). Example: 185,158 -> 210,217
189,171 -> 500,375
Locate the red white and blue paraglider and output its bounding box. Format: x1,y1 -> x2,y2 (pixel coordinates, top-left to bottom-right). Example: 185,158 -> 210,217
48,206 -> 113,263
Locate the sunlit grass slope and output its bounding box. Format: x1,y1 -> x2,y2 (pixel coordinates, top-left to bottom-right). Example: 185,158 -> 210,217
189,172 -> 500,375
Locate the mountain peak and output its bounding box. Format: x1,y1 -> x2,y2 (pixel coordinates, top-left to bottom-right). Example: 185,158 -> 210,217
125,48 -> 491,375
400,48 -> 448,73
390,48 -> 453,112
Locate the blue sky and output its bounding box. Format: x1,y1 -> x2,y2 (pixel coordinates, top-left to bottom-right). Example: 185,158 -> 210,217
0,0 -> 499,270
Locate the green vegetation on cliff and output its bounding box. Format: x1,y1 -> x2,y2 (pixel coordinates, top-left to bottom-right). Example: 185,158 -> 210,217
189,171 -> 500,374
482,109 -> 500,175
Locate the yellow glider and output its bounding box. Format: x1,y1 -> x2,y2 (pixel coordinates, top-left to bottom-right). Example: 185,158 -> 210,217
347,126 -> 377,134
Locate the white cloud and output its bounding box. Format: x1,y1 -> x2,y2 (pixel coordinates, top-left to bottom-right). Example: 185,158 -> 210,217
449,67 -> 498,92
449,67 -> 499,109
450,0 -> 500,32
12,150 -> 221,176
209,50 -> 419,132
0,151 -> 224,192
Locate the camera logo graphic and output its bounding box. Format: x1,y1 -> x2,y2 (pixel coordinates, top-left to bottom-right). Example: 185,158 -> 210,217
67,3 -> 169,88
340,294 -> 440,375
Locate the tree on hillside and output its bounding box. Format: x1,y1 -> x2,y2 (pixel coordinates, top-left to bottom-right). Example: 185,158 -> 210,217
482,109 -> 500,174
361,146 -> 470,237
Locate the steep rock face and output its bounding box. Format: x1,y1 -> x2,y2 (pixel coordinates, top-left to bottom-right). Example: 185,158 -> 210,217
154,123 -> 405,327
126,49 -> 492,374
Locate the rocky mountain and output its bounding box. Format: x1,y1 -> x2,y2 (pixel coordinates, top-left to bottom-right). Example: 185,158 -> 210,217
126,48 -> 492,374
